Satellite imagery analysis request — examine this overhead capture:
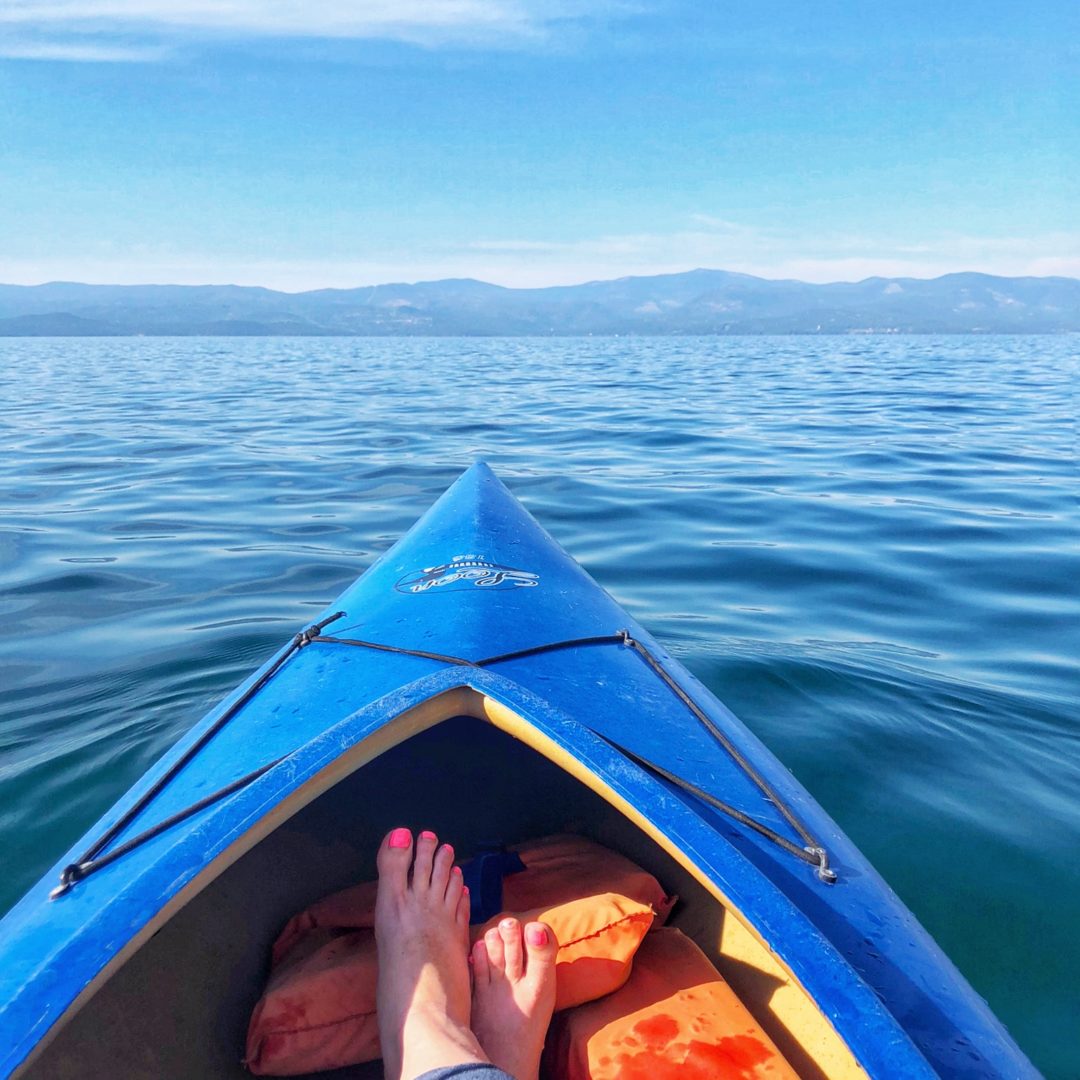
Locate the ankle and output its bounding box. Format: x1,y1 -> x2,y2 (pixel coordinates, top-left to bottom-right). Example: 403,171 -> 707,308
398,1015 -> 489,1080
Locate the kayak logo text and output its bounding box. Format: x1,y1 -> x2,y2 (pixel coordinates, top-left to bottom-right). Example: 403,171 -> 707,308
395,555 -> 540,594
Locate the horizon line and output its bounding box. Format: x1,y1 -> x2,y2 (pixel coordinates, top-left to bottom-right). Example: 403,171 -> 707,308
4,266 -> 1079,295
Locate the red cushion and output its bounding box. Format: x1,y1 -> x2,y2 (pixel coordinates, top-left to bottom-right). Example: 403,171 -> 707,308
271,881 -> 377,967
245,929 -> 379,1075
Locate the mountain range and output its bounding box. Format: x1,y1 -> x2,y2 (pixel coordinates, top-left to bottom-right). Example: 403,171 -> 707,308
1,270 -> 1077,335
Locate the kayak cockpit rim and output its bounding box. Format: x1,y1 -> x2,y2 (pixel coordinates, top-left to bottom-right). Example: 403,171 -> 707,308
475,692 -> 868,1080
15,685 -> 868,1080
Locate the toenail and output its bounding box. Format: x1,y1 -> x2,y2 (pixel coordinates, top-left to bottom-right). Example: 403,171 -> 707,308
526,925 -> 549,947
388,828 -> 411,849
452,865 -> 462,875
420,830 -> 437,841
500,918 -> 517,930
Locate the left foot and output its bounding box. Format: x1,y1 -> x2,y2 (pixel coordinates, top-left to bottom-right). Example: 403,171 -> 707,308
471,917 -> 558,1080
374,827 -> 487,1080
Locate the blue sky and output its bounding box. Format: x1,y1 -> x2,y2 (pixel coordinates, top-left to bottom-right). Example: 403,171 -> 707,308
1,1 -> 1077,288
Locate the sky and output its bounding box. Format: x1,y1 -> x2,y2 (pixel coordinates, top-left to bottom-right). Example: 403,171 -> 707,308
0,1 -> 1077,290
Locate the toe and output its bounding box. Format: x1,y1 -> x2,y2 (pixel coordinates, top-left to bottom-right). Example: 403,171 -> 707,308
431,842 -> 456,899
412,829 -> 438,891
484,925 -> 506,976
522,921 -> 558,990
445,863 -> 464,909
499,917 -> 524,980
471,938 -> 490,987
376,827 -> 413,898
456,885 -> 471,950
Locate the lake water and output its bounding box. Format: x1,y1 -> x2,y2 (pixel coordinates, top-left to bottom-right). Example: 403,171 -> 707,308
1,336 -> 1077,1076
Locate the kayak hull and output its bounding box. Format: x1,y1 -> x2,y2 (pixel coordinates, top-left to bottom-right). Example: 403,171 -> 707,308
0,464 -> 1037,1078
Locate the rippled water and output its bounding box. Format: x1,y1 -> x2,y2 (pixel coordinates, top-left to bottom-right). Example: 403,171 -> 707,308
1,336 -> 1077,1076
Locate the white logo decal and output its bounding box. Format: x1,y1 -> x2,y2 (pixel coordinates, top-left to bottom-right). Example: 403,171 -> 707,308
395,555 -> 540,594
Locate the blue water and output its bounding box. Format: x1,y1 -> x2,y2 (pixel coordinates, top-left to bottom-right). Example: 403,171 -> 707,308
1,336 -> 1077,1076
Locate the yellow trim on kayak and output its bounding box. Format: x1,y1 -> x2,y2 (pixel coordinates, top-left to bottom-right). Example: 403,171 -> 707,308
477,693 -> 868,1080
19,686 -> 867,1080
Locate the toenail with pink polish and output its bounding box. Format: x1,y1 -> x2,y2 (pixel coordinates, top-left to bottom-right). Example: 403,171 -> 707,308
420,830 -> 437,841
526,925 -> 549,946
501,917 -> 517,929
388,828 -> 411,849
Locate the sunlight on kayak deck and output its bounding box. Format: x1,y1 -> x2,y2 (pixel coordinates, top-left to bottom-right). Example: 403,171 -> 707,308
20,690 -> 866,1080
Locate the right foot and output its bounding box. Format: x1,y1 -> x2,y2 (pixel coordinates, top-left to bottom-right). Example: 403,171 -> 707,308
471,916 -> 558,1080
374,827 -> 487,1080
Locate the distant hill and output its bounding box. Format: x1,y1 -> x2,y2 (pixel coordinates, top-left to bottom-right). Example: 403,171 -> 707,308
0,271 -> 1077,335
0,311 -> 124,336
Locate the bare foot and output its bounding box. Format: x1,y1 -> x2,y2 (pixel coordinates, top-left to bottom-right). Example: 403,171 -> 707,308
471,917 -> 558,1080
374,827 -> 487,1080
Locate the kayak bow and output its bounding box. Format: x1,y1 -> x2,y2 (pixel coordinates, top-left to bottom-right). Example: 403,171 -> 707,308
0,463 -> 1037,1079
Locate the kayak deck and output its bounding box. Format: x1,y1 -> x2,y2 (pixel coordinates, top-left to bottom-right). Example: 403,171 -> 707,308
1,464 -> 1038,1079
23,701 -> 862,1080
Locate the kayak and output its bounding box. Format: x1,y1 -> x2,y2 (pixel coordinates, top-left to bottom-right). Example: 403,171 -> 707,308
0,463 -> 1037,1079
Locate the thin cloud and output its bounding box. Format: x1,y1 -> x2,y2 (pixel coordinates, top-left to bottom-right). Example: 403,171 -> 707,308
1,1 -> 527,36
468,235 -> 656,256
468,240 -> 572,253
0,1 -> 630,60
688,214 -> 760,235
0,37 -> 165,60
458,225 -> 1080,286
4,222 -> 1078,290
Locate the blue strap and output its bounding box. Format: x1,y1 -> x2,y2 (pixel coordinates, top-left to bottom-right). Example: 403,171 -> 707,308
461,849 -> 526,924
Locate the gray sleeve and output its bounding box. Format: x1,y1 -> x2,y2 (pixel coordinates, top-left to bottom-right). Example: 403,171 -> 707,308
414,1065 -> 517,1080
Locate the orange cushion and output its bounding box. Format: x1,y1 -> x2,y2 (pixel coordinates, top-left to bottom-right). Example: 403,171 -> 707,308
545,927 -> 798,1080
246,835 -> 671,1076
473,892 -> 656,1011
269,834 -> 673,965
500,835 -> 675,920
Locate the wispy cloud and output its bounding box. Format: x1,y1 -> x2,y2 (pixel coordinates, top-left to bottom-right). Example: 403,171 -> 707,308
0,37 -> 165,61
0,0 -> 628,61
687,214 -> 759,235
468,235 -> 656,256
441,223 -> 1080,287
5,223 -> 1079,291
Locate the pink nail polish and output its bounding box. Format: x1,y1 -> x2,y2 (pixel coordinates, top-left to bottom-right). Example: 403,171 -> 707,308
452,865 -> 463,875
419,830 -> 437,842
388,828 -> 411,849
462,885 -> 470,895
526,925 -> 549,947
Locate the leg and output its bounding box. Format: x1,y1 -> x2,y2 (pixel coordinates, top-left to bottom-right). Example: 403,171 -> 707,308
375,827 -> 489,1080
471,917 -> 558,1080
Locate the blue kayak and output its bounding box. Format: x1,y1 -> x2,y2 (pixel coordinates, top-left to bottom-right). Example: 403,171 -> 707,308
0,463 -> 1037,1078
